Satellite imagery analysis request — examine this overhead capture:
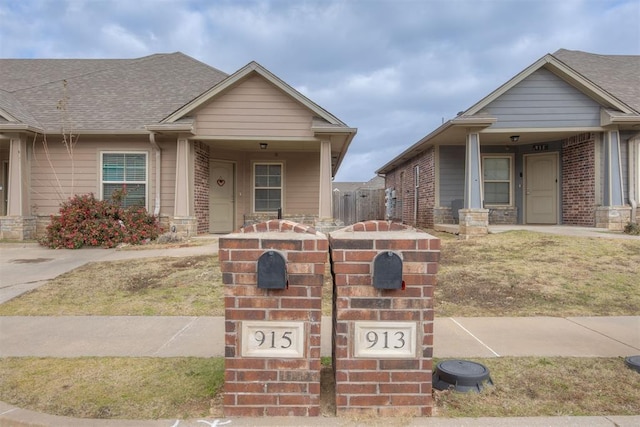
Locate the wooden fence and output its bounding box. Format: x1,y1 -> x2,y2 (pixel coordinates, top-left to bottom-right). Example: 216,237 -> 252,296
332,188 -> 385,225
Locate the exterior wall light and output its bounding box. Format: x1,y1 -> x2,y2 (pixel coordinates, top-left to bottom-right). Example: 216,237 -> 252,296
260,143 -> 268,150
510,135 -> 520,142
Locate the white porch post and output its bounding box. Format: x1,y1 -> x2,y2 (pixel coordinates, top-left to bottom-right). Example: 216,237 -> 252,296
7,136 -> 28,216
464,132 -> 483,209
604,129 -> 624,206
596,129 -> 631,230
319,139 -> 333,219
172,137 -> 196,235
460,132 -> 488,238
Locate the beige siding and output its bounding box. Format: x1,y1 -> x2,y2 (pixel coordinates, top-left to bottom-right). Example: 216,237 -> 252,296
195,75 -> 315,138
210,149 -> 320,228
284,152 -> 320,214
29,136 -> 165,216
157,139 -> 176,217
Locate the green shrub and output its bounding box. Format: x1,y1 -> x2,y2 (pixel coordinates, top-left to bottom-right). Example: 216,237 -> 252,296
41,192 -> 162,249
623,222 -> 640,236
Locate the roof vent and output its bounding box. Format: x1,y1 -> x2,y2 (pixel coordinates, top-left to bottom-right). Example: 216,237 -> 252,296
433,360 -> 493,393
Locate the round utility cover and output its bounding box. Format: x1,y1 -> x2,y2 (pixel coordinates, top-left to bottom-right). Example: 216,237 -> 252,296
433,360 -> 494,393
625,355 -> 640,373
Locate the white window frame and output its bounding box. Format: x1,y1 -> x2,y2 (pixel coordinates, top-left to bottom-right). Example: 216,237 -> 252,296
100,151 -> 149,209
482,155 -> 514,207
253,162 -> 283,213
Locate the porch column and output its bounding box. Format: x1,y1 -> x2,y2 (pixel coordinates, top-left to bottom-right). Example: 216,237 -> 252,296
318,139 -> 332,219
464,132 -> 483,209
460,132 -> 488,238
603,130 -> 624,206
596,129 -> 631,230
173,137 -> 196,235
7,136 -> 29,216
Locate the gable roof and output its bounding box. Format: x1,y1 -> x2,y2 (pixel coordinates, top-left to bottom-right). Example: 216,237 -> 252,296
164,61 -> 352,130
465,49 -> 640,117
376,49 -> 640,175
0,53 -> 228,133
553,49 -> 640,114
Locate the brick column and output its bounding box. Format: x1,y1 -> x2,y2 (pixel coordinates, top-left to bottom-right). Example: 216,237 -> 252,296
220,220 -> 327,417
329,220 -> 440,417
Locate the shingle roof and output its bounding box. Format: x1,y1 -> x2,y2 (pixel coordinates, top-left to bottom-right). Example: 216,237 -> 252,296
553,49 -> 640,114
0,53 -> 228,132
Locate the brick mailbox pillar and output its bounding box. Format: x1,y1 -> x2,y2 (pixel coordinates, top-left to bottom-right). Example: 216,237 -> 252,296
219,220 -> 327,417
329,220 -> 440,417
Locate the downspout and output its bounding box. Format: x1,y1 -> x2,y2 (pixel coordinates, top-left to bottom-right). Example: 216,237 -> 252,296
629,138 -> 638,223
149,133 -> 161,217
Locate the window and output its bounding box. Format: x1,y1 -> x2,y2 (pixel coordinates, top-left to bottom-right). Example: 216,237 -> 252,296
483,156 -> 512,205
101,152 -> 147,208
254,163 -> 282,212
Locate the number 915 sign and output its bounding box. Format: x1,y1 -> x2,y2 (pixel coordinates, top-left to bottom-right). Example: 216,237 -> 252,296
354,321 -> 417,358
241,321 -> 305,358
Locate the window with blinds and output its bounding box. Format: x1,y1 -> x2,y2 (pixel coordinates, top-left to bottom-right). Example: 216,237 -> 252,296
101,152 -> 147,208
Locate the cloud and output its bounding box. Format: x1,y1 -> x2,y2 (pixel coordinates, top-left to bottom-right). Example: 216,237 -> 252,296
1,0 -> 638,181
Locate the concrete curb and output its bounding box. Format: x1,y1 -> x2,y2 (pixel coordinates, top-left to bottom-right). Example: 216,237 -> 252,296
1,400 -> 640,427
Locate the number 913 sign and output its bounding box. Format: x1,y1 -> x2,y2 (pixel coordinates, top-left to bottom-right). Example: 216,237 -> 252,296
354,321 -> 417,358
241,321 -> 305,358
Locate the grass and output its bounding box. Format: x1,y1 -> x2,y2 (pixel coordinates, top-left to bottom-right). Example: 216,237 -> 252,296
1,231 -> 637,317
0,357 -> 224,419
434,357 -> 640,417
0,255 -> 223,316
1,231 -> 639,419
1,356 -> 638,419
435,231 -> 640,317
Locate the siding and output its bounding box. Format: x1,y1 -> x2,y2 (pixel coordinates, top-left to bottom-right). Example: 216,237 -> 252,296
29,136 -> 174,217
482,68 -> 601,128
438,145 -> 465,207
195,75 -> 314,138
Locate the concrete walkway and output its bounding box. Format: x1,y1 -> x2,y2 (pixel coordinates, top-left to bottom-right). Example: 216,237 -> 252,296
1,315 -> 638,359
1,233 -> 639,426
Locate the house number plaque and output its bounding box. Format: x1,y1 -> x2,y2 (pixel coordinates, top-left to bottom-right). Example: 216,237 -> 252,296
241,321 -> 305,358
353,321 -> 417,358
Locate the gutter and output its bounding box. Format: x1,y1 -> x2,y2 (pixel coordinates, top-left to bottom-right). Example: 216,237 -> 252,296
149,133 -> 162,217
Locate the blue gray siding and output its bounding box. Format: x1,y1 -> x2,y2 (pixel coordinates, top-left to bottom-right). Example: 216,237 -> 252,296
481,68 -> 601,128
438,145 -> 465,207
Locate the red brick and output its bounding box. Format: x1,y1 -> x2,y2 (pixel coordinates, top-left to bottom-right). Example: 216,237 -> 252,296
379,383 -> 420,394
348,371 -> 390,382
350,395 -> 391,406
224,406 -> 264,417
219,238 -> 260,249
225,309 -> 266,320
236,394 -> 277,405
390,395 -> 425,406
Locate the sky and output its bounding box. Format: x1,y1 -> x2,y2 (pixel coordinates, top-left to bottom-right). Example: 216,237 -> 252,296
1,0 -> 639,182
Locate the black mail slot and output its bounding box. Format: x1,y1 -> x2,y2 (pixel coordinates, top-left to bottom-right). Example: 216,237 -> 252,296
373,251 -> 403,289
257,250 -> 287,289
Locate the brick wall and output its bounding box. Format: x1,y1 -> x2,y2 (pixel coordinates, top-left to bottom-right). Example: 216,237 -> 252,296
329,220 -> 440,417
562,133 -> 596,226
194,141 -> 210,234
220,220 -> 327,417
383,148 -> 436,228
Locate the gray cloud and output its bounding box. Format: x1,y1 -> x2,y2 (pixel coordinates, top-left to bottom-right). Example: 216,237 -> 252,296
1,0 -> 638,181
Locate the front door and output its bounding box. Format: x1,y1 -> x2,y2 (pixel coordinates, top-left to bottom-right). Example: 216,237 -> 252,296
210,160 -> 235,233
525,153 -> 558,224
